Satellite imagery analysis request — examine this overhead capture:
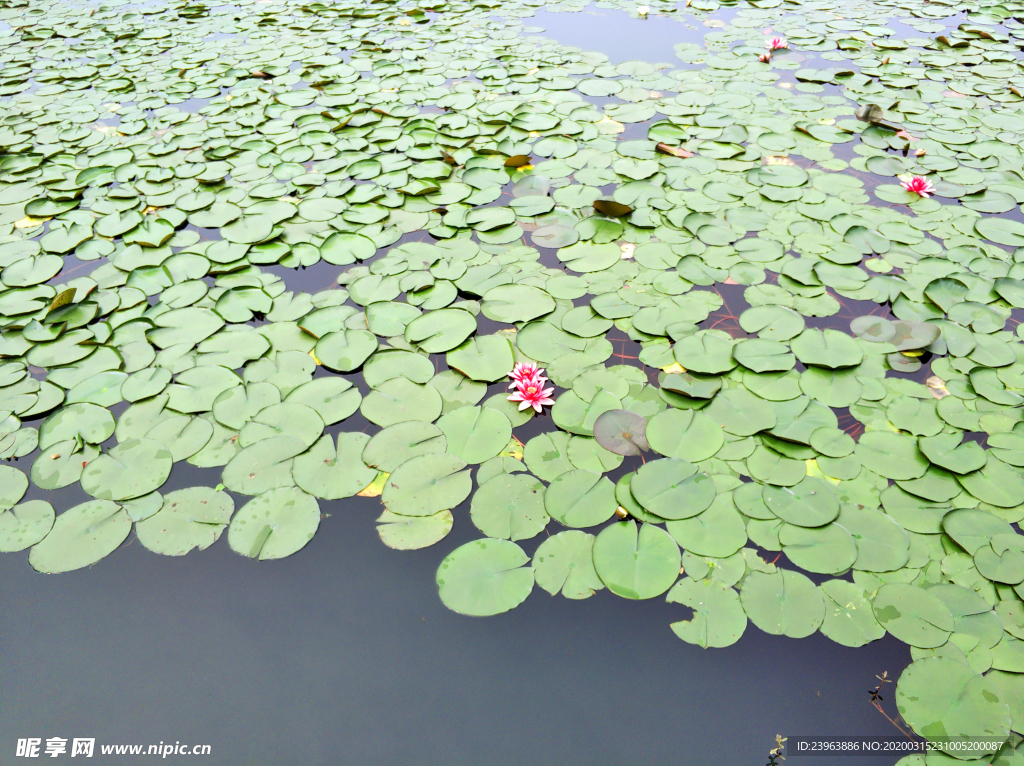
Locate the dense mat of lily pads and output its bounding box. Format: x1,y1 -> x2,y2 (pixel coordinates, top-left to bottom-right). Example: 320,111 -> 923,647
1,0 -> 1024,756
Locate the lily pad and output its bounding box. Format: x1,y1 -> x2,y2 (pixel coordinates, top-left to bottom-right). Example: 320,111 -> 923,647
896,658 -> 1010,757
0,500 -> 55,553
631,458 -> 716,521
376,510 -> 453,551
228,486 -> 320,560
81,438 -> 173,501
437,538 -> 534,616
592,409 -> 649,456
29,500 -> 131,574
293,433 -> 377,500
592,520 -> 680,600
532,531 -> 603,600
667,577 -> 747,648
382,453 -> 471,517
471,473 -> 548,541
135,487 -> 233,556
740,569 -> 824,638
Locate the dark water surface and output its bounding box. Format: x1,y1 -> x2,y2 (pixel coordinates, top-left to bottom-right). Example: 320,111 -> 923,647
4,437 -> 913,765
3,479 -> 912,766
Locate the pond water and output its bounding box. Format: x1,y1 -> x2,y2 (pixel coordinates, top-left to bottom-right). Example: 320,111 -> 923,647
4,473 -> 913,765
2,0 -> 1024,761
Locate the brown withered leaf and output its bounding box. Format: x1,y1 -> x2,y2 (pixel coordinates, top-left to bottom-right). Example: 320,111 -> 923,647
656,143 -> 694,158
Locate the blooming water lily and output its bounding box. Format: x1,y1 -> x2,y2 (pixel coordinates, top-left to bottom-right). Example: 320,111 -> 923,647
901,175 -> 936,197
507,364 -> 555,413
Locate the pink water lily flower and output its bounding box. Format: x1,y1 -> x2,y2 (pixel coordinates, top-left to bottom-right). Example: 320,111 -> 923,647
508,378 -> 556,412
759,53 -> 771,63
901,175 -> 935,197
767,37 -> 788,50
507,362 -> 544,389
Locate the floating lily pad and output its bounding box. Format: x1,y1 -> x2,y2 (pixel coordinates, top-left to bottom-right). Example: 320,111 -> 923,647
532,531 -> 603,600
819,580 -> 885,648
593,520 -> 680,600
667,578 -> 746,648
293,433 -> 377,500
740,569 -> 824,639
437,406 -> 512,464
81,438 -> 173,501
592,409 -> 649,456
896,658 -> 1010,757
631,458 -> 716,521
471,473 -> 548,541
135,487 -> 233,556
0,500 -> 54,553
437,538 -> 534,616
873,583 -> 954,649
382,453 -> 471,517
362,421 -> 446,473
544,469 -> 616,528
228,486 -> 320,560
29,500 -> 131,574
0,465 -> 28,512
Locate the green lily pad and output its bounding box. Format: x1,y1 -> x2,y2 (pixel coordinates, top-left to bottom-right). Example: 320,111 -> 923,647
532,530 -> 603,600
222,435 -> 308,496
762,477 -> 839,528
481,284 -> 555,324
228,486 -> 320,560
0,500 -> 55,553
593,520 -> 680,600
29,500 -> 131,573
872,583 -> 954,648
790,329 -> 864,369
437,538 -> 534,616
471,473 -> 548,541
780,522 -> 857,574
631,458 -> 716,521
740,569 -> 824,639
819,579 -> 885,648
376,509 -> 453,551
293,433 -> 377,500
81,438 -> 173,501
667,577 -> 747,648
544,469 -> 616,528
382,453 -> 471,517
405,308 -> 477,353
857,432 -> 929,481
896,658 -> 1010,757
446,335 -> 514,382
437,406 -> 512,465
315,329 -> 378,372
0,465 -> 28,512
362,421 -> 446,473
135,487 -> 233,556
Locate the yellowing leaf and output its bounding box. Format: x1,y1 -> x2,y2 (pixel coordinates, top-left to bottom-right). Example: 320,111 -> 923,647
357,471 -> 389,498
805,459 -> 840,485
499,437 -> 524,461
14,216 -> 46,228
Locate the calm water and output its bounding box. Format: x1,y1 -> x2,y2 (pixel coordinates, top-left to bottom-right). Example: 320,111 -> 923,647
3,468 -> 912,766
0,5 -> 920,765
